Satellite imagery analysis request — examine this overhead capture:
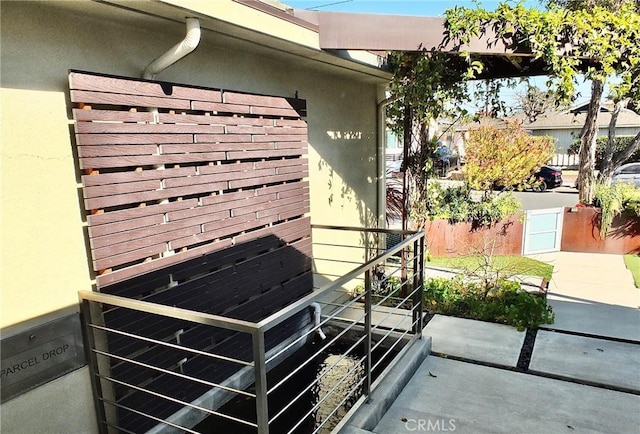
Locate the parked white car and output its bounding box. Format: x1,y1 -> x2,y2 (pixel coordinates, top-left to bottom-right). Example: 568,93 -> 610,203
611,162 -> 640,187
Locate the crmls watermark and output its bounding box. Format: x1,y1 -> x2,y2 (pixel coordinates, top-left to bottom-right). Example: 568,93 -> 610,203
404,418 -> 457,432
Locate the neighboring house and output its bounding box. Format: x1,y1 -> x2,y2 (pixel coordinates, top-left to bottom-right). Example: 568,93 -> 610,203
517,102 -> 640,167
456,102 -> 640,168
0,1 -> 389,431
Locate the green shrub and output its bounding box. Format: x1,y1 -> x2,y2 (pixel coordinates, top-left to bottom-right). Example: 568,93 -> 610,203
423,182 -> 521,227
568,136 -> 640,169
594,182 -> 640,237
423,276 -> 554,331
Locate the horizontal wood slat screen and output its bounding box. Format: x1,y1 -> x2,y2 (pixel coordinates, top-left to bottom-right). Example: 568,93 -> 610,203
69,71 -> 310,289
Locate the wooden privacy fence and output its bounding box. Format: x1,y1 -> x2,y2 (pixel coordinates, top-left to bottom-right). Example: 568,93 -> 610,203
70,70 -> 310,289
70,71 -> 314,431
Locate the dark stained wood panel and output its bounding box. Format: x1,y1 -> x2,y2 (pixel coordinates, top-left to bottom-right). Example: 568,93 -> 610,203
70,71 -> 309,287
70,90 -> 192,110
72,72 -> 314,433
69,71 -> 222,101
76,133 -> 194,146
75,122 -> 225,134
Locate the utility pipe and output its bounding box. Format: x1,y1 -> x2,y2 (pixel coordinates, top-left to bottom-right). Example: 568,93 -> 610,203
376,95 -> 399,229
310,302 -> 326,340
143,17 -> 201,80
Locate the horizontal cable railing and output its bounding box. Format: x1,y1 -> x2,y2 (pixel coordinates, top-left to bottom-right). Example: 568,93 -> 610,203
80,226 -> 424,434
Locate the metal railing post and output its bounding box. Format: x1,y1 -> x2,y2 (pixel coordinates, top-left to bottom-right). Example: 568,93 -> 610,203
364,268 -> 372,400
79,299 -> 109,434
252,329 -> 269,434
411,238 -> 424,337
419,234 -> 425,334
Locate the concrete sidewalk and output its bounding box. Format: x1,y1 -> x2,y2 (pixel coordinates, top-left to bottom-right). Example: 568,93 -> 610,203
532,252 -> 640,341
341,252 -> 640,434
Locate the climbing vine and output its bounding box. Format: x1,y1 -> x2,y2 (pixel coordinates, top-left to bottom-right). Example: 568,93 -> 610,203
444,3 -> 640,104
388,1 -> 640,221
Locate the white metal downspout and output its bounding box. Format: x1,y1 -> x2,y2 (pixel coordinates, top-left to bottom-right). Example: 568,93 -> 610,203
143,17 -> 201,80
310,302 -> 326,340
377,96 -> 398,229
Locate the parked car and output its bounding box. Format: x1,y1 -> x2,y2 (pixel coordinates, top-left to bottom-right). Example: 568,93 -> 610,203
532,165 -> 563,192
611,162 -> 640,187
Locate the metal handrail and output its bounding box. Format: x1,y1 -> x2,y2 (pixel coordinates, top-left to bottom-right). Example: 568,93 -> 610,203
80,225 -> 425,434
255,228 -> 424,332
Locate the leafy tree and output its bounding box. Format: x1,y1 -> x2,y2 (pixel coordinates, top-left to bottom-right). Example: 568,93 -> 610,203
515,85 -> 558,122
386,51 -> 473,229
464,122 -> 555,195
541,0 -> 640,184
444,2 -> 640,203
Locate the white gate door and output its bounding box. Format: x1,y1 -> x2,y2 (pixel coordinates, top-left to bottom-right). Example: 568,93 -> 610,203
523,208 -> 564,255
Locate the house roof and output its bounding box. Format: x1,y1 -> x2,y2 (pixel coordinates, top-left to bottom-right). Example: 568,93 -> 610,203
457,107 -> 640,132
515,108 -> 640,130
288,7 -> 593,79
59,0 -> 606,86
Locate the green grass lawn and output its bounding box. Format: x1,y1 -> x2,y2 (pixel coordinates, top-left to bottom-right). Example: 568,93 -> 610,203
623,255 -> 640,288
427,254 -> 553,281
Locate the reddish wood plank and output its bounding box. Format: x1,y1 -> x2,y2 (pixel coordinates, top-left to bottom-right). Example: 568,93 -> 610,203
259,202 -> 310,221
193,142 -> 275,152
274,141 -> 308,149
200,189 -> 259,206
258,180 -> 309,193
197,161 -> 255,175
190,101 -> 250,114
83,179 -> 161,199
226,125 -> 307,135
79,152 -> 226,170
233,217 -> 311,245
231,194 -> 284,217
88,214 -> 165,238
77,145 -> 158,158
226,148 -> 304,160
73,108 -> 154,123
167,194 -> 276,221
75,122 -> 224,134
254,158 -> 306,170
161,143 -> 271,154
87,199 -> 198,227
252,134 -> 306,143
194,134 -> 251,143
223,92 -> 294,109
163,168 -> 274,189
82,167 -> 197,187
69,72 -> 222,102
274,119 -> 307,127
91,206 -> 231,255
170,214 -> 265,250
70,90 -> 191,110
96,238 -> 235,287
276,165 -> 308,175
254,195 -> 310,218
84,180 -> 228,210
277,184 -> 310,199
76,133 -> 193,146
250,106 -> 300,117
157,112 -> 275,126
93,243 -> 168,270
228,171 -> 308,189
279,204 -> 311,221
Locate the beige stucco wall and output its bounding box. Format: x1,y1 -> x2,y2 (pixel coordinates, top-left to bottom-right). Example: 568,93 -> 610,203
0,1 -> 385,429
1,0 -> 382,326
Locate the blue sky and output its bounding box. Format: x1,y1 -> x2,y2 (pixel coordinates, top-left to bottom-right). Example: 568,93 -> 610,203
284,1 -> 540,16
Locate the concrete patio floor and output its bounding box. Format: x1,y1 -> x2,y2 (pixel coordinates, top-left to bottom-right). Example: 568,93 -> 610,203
340,252 -> 640,434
